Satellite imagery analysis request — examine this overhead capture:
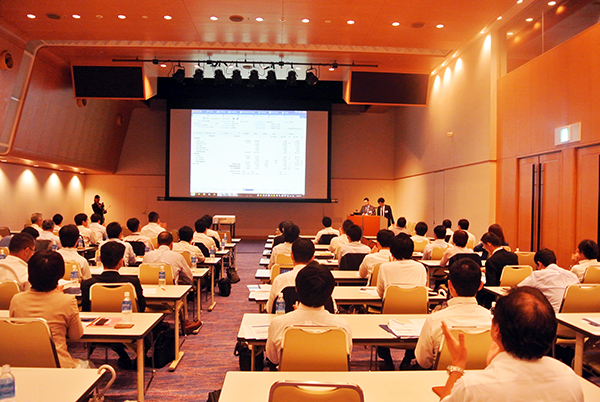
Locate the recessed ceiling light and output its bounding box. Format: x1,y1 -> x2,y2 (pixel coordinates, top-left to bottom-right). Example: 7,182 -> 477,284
96,15 -> 103,19
210,16 -> 218,21
480,28 -> 486,34
33,165 -> 39,167
142,15 -> 149,19
325,20 -> 331,23
347,20 -> 355,25
302,18 -> 309,23
27,14 -> 36,19
548,1 -> 556,5
118,15 -> 126,19
160,63 -> 167,67
525,17 -> 533,22
72,14 -> 81,19
296,66 -> 301,70
1,160 -> 7,163
392,22 -> 400,26
517,0 -> 524,3
329,67 -> 335,71
436,24 -> 444,28
164,15 -> 172,20
256,17 -> 264,22
497,16 -> 503,20
507,32 -> 514,36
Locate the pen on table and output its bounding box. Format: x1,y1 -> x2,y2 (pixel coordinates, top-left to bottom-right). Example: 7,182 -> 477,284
582,318 -> 600,327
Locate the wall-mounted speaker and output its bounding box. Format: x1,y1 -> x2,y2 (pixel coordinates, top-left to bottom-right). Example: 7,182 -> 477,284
71,65 -> 157,100
343,71 -> 429,106
0,51 -> 14,70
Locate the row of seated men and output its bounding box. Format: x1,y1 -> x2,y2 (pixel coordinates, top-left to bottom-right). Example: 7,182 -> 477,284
262,239 -> 584,401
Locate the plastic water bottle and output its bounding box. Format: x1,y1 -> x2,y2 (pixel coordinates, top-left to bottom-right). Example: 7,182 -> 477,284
51,243 -> 57,251
0,249 -> 5,260
158,266 -> 166,289
70,265 -> 79,282
144,245 -> 149,254
275,293 -> 285,315
191,255 -> 197,269
96,254 -> 102,268
0,364 -> 15,402
210,245 -> 216,259
77,236 -> 84,248
122,292 -> 132,323
223,233 -> 228,245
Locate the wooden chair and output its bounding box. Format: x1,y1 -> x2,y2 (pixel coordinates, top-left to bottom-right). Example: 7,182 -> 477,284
127,241 -> 146,256
382,285 -> 428,314
175,250 -> 192,268
150,237 -> 159,250
367,263 -> 382,287
268,380 -> 364,402
583,266 -> 600,284
90,282 -> 138,312
466,239 -> 475,249
557,284 -> 600,341
279,326 -> 350,371
0,246 -> 9,257
0,280 -> 19,309
0,226 -> 10,237
138,263 -> 174,285
275,253 -> 294,267
431,245 -> 448,260
339,253 -> 367,271
318,234 -> 337,245
499,265 -> 533,286
62,260 -> 82,282
434,328 -> 492,370
412,239 -> 429,253
0,317 -> 60,367
515,251 -> 536,269
270,263 -> 286,282
121,225 -> 133,237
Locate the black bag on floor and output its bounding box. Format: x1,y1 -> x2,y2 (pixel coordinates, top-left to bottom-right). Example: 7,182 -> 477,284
227,268 -> 240,283
153,326 -> 176,368
206,389 -> 221,402
218,278 -> 231,296
234,341 -> 264,371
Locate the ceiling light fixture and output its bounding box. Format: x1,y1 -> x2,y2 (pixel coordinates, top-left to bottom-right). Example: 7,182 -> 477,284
497,16 -> 502,20
27,14 -> 36,19
347,20 -> 355,25
231,69 -> 243,85
248,69 -> 260,87
193,68 -> 204,83
305,67 -> 318,86
160,63 -> 167,68
172,64 -> 185,84
548,1 -> 556,5
118,15 -> 126,19
214,69 -> 226,85
436,24 -> 444,28
164,15 -> 172,20
286,70 -> 297,86
210,16 -> 218,21
266,70 -> 277,85
392,22 -> 400,26
256,17 -> 264,22
302,18 -> 309,23
525,17 -> 533,22
72,14 -> 81,19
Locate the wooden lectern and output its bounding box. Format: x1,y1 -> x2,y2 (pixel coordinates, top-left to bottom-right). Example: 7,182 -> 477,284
347,215 -> 387,237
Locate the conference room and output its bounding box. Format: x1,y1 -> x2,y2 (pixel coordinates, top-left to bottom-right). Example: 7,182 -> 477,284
2,0 -> 600,400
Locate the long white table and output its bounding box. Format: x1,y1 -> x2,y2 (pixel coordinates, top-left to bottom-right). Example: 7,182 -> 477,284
254,268 -> 368,285
218,370 -> 600,402
556,313 -> 600,376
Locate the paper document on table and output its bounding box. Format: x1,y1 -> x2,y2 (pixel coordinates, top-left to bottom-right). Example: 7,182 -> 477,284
247,325 -> 269,339
386,319 -> 421,338
260,284 -> 271,291
247,285 -> 261,291
251,291 -> 269,301
143,288 -> 157,295
583,317 -> 600,327
359,287 -> 379,296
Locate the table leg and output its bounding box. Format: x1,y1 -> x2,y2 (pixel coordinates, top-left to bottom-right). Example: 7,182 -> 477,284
250,344 -> 255,371
194,277 -> 203,334
168,299 -> 185,371
574,332 -> 584,376
137,338 -> 145,401
208,264 -> 217,311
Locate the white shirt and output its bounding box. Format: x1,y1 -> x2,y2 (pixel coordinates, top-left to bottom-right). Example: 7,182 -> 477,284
415,297 -> 491,368
570,259 -> 599,282
442,352 -> 583,402
358,249 -> 392,278
268,242 -> 292,269
265,304 -> 352,365
142,245 -> 193,285
314,227 -> 339,244
518,264 -> 579,313
173,241 -> 205,262
140,222 -> 166,238
423,239 -> 448,260
88,222 -> 107,242
77,225 -> 96,246
57,247 -> 92,280
338,241 -> 371,259
30,223 -> 43,234
192,232 -> 216,251
411,235 -> 430,244
440,246 -> 476,267
328,234 -> 349,255
206,228 -> 221,244
37,230 -> 61,249
0,255 -> 29,290
377,259 -> 428,297
99,238 -> 137,266
266,264 -> 306,313
123,232 -> 154,251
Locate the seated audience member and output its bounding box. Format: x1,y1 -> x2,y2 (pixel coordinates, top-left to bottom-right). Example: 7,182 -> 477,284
192,219 -> 217,251
328,219 -> 353,254
0,233 -> 35,290
30,212 -> 43,234
142,231 -> 192,285
359,229 -> 394,278
474,223 -> 509,259
481,232 -> 518,286
423,225 -> 449,260
517,248 -> 579,313
74,213 -> 97,246
411,221 -> 430,244
437,287 -> 583,401
0,234 -> 10,248
10,251 -> 86,368
37,219 -> 61,249
377,197 -> 395,227
100,222 -> 136,266
140,211 -> 167,238
272,220 -> 293,248
442,219 -> 453,239
338,224 -> 370,260
570,239 -> 599,282
89,213 -> 108,242
21,227 -> 39,240
415,259 -> 491,369
57,224 -> 92,280
123,217 -> 154,251
377,234 -> 428,370
390,216 -> 411,236
268,224 -> 300,269
313,216 -> 340,244
451,219 -> 476,246
52,213 -> 64,230
201,215 -> 222,248
267,238 -> 315,312
265,262 -> 352,366
440,230 -> 477,268
173,225 -> 205,263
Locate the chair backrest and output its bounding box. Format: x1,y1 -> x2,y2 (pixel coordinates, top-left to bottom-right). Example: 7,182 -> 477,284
62,260 -> 82,282
275,253 -> 294,267
170,229 -> 179,243
150,237 -> 158,250
138,263 -> 174,285
367,263 -> 382,287
279,326 -> 349,371
435,328 -> 492,370
0,246 -> 9,256
499,265 -> 533,286
270,264 -> 282,282
127,241 -> 146,256
175,250 -> 192,268
0,317 -> 60,367
318,234 -> 337,245
268,380 -> 364,402
277,286 -> 335,314
0,280 -> 20,309
431,245 -> 448,260
448,253 -> 482,267
339,253 -> 367,271
515,251 -> 536,269
195,242 -> 210,257
0,226 -> 10,237
35,239 -> 52,252
121,225 -> 133,237
560,284 -> 600,313
382,285 -> 428,314
90,282 -> 138,312
466,239 -> 475,249
412,239 -> 429,253
583,265 -> 600,284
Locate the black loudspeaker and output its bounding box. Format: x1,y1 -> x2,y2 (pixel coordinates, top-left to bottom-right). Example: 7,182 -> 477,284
344,71 -> 429,106
71,65 -> 156,100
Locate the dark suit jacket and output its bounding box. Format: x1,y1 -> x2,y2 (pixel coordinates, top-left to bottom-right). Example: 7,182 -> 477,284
377,205 -> 394,226
485,249 -> 519,286
272,234 -> 285,247
80,270 -> 146,312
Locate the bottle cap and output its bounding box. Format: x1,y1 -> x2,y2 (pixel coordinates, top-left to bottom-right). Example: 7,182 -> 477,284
124,292 -> 130,297
2,364 -> 10,373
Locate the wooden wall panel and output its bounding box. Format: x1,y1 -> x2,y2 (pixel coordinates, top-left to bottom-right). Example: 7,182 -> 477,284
0,32 -> 25,148
576,145 -> 600,244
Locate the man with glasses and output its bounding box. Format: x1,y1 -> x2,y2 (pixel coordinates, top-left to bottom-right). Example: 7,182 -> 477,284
0,232 -> 35,290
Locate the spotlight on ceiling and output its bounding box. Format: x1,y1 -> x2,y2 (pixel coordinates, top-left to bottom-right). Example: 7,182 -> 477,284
172,65 -> 185,84
248,69 -> 259,87
231,69 -> 243,85
214,69 -> 226,85
305,69 -> 318,86
266,69 -> 277,85
193,68 -> 204,84
286,70 -> 297,86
